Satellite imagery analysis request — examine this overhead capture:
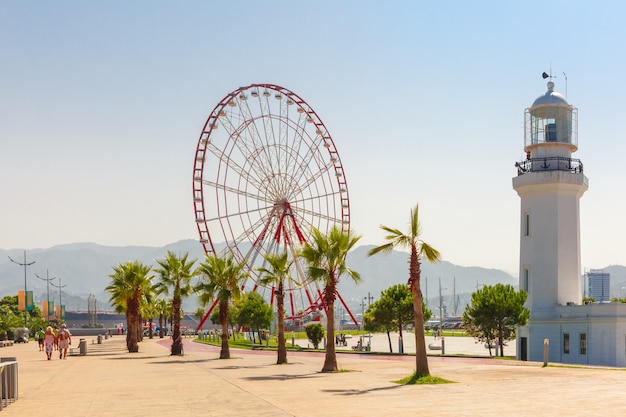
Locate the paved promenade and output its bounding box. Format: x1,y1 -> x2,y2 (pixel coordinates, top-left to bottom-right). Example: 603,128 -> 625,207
1,334 -> 625,416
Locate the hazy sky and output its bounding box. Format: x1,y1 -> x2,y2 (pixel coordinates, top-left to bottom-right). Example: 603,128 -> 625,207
1,1 -> 625,275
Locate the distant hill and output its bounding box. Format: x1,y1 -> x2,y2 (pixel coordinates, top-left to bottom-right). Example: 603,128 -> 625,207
2,241 -> 623,316
0,240 -> 207,311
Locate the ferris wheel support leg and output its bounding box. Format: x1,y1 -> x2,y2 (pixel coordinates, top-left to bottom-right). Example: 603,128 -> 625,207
196,299 -> 219,332
336,291 -> 359,327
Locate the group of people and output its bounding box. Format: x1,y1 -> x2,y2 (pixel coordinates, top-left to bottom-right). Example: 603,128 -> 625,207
36,324 -> 72,360
335,333 -> 347,346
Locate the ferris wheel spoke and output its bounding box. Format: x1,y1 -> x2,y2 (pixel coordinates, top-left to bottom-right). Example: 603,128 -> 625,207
214,150 -> 267,193
292,204 -> 343,228
206,204 -> 270,224
289,190 -> 342,210
236,103 -> 277,179
202,179 -> 265,202
217,108 -> 275,187
288,162 -> 336,199
290,136 -> 327,187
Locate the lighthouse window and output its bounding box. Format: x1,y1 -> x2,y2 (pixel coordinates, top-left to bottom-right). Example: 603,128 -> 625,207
579,333 -> 587,355
524,213 -> 530,236
545,123 -> 557,142
563,333 -> 570,354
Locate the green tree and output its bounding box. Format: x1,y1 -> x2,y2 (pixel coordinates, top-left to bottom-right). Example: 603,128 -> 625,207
0,296 -> 26,339
305,322 -> 325,349
140,297 -> 158,339
463,283 -> 530,357
154,251 -> 198,356
154,298 -> 169,338
365,285 -> 432,353
235,292 -> 273,344
256,251 -> 295,364
196,253 -> 248,359
367,204 -> 441,376
364,300 -> 395,352
105,261 -> 153,352
300,225 -> 361,372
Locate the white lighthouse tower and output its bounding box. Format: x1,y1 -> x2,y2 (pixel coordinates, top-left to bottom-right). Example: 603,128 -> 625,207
513,79 -> 588,361
513,78 -> 626,366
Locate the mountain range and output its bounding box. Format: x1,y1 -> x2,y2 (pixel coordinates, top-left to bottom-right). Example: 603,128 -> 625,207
2,240 -> 625,317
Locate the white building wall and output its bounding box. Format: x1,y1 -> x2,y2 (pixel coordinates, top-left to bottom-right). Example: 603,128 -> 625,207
514,171 -> 587,318
521,304 -> 626,367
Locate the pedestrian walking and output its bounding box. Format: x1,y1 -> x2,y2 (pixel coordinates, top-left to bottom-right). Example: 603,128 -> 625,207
57,324 -> 72,359
37,327 -> 45,351
43,326 -> 56,360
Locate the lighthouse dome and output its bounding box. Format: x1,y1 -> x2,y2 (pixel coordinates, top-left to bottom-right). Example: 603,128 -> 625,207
524,80 -> 578,152
531,81 -> 570,107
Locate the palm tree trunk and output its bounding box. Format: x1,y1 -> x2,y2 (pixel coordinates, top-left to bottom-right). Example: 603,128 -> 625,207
322,295 -> 337,372
171,295 -> 183,355
219,299 -> 230,359
410,248 -> 430,376
127,298 -> 139,353
276,288 -> 287,364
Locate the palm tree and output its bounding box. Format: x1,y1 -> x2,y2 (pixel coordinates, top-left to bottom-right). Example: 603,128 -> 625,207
153,251 -> 198,356
256,251 -> 295,365
367,204 -> 441,376
140,297 -> 158,339
300,225 -> 361,372
154,298 -> 168,338
105,261 -> 153,353
195,253 -> 248,359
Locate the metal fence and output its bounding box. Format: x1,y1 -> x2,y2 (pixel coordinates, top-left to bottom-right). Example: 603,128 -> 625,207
515,156 -> 583,176
0,358 -> 18,410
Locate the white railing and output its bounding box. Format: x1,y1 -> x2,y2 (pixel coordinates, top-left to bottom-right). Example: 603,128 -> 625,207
0,358 -> 18,410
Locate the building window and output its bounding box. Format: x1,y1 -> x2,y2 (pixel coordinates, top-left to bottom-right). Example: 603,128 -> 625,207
563,333 -> 570,354
579,333 -> 587,355
522,268 -> 529,292
524,213 -> 530,236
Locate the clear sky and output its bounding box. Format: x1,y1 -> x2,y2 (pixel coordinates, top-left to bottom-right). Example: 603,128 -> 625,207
1,1 -> 625,275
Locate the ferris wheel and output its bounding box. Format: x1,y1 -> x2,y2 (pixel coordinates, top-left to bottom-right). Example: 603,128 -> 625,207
192,84 -> 357,327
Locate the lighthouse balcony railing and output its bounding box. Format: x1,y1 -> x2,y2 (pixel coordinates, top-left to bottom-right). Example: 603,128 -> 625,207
515,157 -> 583,176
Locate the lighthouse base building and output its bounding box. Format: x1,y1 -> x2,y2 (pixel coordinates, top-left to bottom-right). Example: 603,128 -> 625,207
513,79 -> 626,367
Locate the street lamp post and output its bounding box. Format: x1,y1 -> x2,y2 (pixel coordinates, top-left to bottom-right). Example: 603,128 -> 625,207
8,251 -> 36,327
51,278 -> 66,322
36,270 -> 56,325
363,292 -> 374,351
439,277 -> 447,354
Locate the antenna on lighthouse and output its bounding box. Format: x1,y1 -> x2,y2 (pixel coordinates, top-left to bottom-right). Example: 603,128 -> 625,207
542,71 -> 557,81
563,72 -> 568,98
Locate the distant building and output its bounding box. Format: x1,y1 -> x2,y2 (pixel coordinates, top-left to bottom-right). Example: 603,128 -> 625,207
587,270 -> 611,302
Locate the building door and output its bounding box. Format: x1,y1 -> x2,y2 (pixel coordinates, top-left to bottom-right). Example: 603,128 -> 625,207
520,337 -> 528,361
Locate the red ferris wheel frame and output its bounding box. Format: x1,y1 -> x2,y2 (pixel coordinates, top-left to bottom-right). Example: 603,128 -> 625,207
192,84 -> 357,330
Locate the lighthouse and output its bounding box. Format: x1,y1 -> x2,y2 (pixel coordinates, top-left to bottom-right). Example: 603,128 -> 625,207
513,79 -> 589,361
513,78 -> 626,366
513,80 -> 588,313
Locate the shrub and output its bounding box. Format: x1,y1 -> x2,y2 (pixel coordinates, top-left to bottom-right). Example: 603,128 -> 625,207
305,323 -> 324,349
